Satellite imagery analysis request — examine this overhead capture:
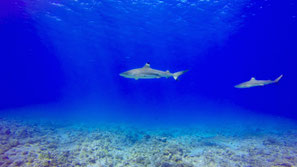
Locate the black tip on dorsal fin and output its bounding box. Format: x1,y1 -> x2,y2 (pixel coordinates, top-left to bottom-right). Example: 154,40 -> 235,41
144,62 -> 151,68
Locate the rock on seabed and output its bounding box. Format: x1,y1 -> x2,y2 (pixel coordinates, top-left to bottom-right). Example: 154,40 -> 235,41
0,118 -> 297,166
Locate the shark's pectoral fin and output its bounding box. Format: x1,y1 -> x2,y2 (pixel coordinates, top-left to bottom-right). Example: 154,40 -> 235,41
135,78 -> 139,80
156,76 -> 161,79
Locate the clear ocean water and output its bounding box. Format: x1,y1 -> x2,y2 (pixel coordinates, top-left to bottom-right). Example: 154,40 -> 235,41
0,0 -> 297,166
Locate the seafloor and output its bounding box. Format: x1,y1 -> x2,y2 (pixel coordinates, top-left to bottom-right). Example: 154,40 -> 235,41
0,115 -> 297,167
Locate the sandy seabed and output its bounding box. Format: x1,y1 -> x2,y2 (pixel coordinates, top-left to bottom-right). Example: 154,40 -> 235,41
0,116 -> 297,167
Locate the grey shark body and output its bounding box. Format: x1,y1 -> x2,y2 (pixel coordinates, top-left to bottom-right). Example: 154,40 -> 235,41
235,75 -> 283,88
120,63 -> 187,80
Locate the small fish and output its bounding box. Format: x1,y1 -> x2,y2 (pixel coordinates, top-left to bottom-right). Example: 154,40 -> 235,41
120,62 -> 188,80
235,75 -> 283,88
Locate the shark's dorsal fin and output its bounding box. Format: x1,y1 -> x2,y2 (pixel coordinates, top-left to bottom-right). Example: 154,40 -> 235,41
143,62 -> 151,68
250,77 -> 256,81
166,70 -> 170,73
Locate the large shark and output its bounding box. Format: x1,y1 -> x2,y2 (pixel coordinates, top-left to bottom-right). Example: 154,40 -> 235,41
235,75 -> 283,88
120,63 -> 188,80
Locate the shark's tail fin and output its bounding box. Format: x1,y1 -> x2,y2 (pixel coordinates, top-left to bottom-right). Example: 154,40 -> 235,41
274,74 -> 283,82
173,70 -> 188,80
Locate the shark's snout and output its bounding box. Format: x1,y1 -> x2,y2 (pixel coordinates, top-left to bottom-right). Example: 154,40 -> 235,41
119,73 -> 127,78
119,72 -> 131,78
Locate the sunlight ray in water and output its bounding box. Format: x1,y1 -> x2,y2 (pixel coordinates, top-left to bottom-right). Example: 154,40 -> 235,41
0,0 -> 297,166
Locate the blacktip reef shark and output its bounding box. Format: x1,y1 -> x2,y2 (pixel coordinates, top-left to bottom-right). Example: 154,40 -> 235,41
235,75 -> 283,88
120,62 -> 188,80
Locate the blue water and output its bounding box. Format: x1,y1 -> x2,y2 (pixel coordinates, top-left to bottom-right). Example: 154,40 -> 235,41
1,0 -> 296,122
0,0 -> 297,166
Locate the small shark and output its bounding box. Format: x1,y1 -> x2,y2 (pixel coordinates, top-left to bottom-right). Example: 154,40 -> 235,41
235,75 -> 283,88
120,63 -> 188,80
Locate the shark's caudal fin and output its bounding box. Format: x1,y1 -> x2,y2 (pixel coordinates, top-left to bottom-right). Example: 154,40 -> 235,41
173,70 -> 188,80
274,74 -> 283,82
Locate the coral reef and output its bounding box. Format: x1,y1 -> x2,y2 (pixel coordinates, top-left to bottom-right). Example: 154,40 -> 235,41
0,117 -> 297,167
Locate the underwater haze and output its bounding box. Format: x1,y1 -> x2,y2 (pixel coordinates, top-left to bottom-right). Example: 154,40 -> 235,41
0,0 -> 297,166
